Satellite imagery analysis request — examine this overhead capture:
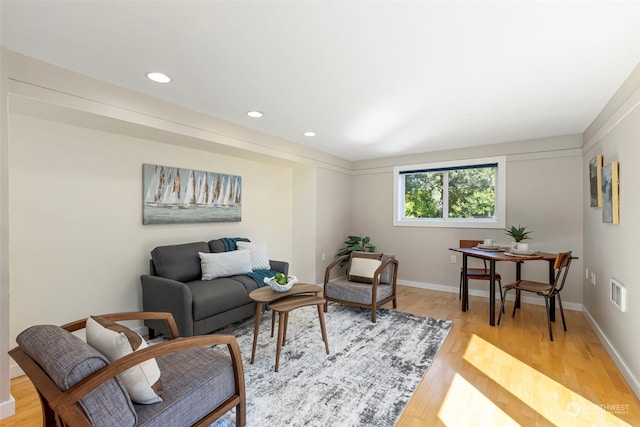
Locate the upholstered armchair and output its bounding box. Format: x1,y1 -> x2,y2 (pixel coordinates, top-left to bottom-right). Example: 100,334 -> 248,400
9,312 -> 245,427
323,251 -> 399,322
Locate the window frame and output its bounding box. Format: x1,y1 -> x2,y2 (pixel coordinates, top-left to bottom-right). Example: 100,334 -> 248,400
393,156 -> 506,229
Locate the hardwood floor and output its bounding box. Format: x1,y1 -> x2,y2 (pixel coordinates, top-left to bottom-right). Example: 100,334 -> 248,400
2,285 -> 639,426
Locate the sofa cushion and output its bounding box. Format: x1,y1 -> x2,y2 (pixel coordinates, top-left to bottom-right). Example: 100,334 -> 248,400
199,250 -> 252,280
236,241 -> 271,270
135,346 -> 236,427
207,239 -> 226,253
348,252 -> 383,283
188,278 -> 254,321
16,325 -> 137,427
86,316 -> 163,404
151,242 -> 210,282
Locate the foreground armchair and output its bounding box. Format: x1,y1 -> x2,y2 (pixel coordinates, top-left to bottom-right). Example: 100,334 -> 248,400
9,312 -> 245,427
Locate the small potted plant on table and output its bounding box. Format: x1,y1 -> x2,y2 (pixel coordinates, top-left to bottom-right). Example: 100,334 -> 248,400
505,225 -> 533,250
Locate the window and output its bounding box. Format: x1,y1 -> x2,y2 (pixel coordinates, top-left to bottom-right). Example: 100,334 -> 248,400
393,156 -> 506,228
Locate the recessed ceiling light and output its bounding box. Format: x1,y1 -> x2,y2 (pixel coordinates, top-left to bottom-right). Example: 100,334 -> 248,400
246,111 -> 264,118
304,131 -> 316,137
146,72 -> 171,83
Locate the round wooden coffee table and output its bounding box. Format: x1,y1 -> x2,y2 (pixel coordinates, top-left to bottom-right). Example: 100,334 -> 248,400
249,283 -> 325,368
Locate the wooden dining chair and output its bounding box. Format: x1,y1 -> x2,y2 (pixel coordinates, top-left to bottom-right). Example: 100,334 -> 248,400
458,239 -> 504,309
497,251 -> 573,341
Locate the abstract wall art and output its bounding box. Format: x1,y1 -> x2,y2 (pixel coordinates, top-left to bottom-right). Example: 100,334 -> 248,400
589,154 -> 602,207
601,161 -> 619,224
143,164 -> 241,224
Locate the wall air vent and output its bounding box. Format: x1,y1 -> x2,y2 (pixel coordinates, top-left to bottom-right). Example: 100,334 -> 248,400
610,278 -> 626,312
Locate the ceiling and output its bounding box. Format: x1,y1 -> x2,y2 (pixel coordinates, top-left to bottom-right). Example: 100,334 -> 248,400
2,1 -> 640,161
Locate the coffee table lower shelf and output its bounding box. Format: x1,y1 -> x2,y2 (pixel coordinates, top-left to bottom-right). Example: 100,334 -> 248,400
248,283 -> 329,372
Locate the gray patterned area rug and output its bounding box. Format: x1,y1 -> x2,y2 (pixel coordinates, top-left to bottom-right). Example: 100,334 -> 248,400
212,304 -> 452,427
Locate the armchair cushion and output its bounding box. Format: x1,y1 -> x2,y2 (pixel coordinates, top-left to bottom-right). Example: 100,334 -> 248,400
380,253 -> 396,284
135,346 -> 236,427
16,325 -> 137,427
86,316 -> 163,404
348,252 -> 383,283
325,278 -> 394,305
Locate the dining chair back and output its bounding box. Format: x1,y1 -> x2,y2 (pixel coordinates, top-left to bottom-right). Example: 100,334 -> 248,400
458,240 -> 504,308
498,251 -> 573,341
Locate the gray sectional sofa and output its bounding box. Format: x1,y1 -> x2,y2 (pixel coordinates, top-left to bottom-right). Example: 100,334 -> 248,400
141,239 -> 288,337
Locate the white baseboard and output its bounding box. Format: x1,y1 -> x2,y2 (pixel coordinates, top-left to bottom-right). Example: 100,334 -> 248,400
400,280 -> 583,311
582,307 -> 640,399
9,363 -> 24,379
0,395 -> 16,420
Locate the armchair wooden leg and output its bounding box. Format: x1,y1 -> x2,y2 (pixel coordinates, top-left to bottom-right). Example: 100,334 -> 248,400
236,400 -> 246,427
371,308 -> 377,323
392,296 -> 397,309
324,301 -> 328,313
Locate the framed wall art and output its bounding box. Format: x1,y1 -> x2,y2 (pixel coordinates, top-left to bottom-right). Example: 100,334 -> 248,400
589,154 -> 602,207
601,161 -> 619,224
143,164 -> 242,224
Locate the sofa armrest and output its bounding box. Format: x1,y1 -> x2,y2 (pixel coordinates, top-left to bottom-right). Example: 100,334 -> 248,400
269,260 -> 289,275
141,275 -> 194,337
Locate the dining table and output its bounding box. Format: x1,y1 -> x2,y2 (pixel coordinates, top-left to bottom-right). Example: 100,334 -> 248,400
449,246 -> 559,326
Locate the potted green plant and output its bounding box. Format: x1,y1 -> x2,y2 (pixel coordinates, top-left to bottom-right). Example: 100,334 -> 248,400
504,225 -> 533,248
336,235 -> 376,266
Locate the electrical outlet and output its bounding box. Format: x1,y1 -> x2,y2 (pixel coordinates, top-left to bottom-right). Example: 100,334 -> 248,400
585,268 -> 589,279
590,272 -> 596,285
451,255 -> 457,264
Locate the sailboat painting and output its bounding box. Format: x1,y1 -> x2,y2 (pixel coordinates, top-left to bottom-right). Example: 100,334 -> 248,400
143,164 -> 241,224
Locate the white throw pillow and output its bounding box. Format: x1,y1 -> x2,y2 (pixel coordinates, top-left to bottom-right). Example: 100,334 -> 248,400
86,316 -> 163,404
236,241 -> 271,270
199,250 -> 252,280
349,257 -> 382,284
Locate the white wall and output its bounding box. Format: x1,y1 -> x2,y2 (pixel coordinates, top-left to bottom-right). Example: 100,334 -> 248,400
1,50 -> 353,391
315,167 -> 352,283
350,137 -> 584,307
0,47 -> 15,419
8,113 -> 293,344
582,63 -> 640,396
292,166 -> 317,283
